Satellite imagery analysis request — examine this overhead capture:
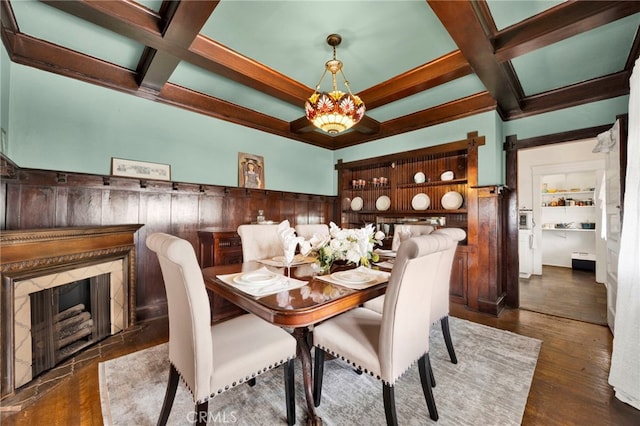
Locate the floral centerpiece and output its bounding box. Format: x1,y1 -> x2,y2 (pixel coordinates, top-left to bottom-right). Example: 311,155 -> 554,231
302,222 -> 385,274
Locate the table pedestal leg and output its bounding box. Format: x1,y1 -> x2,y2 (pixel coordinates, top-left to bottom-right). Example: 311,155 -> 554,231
293,327 -> 322,426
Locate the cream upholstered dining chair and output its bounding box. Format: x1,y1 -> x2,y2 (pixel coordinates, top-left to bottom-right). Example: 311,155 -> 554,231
391,224 -> 434,251
237,224 -> 282,262
364,227 -> 466,365
146,233 -> 297,426
428,227 -> 466,363
312,233 -> 456,425
294,223 -> 329,240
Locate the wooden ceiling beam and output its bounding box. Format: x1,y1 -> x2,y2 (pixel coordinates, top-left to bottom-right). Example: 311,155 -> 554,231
41,0 -> 165,44
329,92 -> 497,150
428,0 -> 521,115
41,0 -> 313,107
512,71 -> 630,120
358,50 -> 473,109
136,1 -> 220,92
5,32 -> 141,92
493,1 -> 640,62
186,36 -> 311,107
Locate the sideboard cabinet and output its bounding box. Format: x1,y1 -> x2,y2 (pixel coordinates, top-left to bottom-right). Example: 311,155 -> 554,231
197,229 -> 245,322
335,131 -> 505,315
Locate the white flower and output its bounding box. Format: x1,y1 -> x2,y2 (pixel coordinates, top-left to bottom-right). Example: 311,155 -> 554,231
303,222 -> 383,268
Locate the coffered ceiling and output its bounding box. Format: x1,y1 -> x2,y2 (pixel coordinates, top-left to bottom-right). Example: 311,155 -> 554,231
2,1 -> 639,150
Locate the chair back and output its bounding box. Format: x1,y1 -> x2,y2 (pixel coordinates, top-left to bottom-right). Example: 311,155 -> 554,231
379,233 -> 455,383
294,224 -> 330,240
237,224 -> 282,262
146,233 -> 213,402
430,228 -> 466,321
391,224 -> 434,251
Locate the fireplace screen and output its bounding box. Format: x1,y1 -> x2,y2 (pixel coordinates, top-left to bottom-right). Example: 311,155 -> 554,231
30,274 -> 111,377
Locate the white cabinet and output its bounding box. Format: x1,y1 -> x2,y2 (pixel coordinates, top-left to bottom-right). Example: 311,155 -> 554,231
519,229 -> 533,278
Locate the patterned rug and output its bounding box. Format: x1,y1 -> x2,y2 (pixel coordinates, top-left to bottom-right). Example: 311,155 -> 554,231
99,317 -> 541,425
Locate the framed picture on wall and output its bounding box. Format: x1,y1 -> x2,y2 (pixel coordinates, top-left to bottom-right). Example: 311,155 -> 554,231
238,153 -> 264,189
111,157 -> 171,181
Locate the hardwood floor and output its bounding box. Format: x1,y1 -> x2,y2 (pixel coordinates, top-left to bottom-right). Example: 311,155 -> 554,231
520,265 -> 608,325
2,306 -> 638,425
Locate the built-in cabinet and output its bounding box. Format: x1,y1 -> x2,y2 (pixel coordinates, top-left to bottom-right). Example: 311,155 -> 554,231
539,172 -> 598,268
335,131 -> 506,315
197,230 -> 246,322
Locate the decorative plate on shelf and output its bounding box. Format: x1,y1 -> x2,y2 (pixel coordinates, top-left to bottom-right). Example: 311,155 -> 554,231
414,172 -> 426,184
342,197 -> 351,210
411,193 -> 430,210
440,170 -> 454,181
351,196 -> 363,211
376,195 -> 391,211
441,191 -> 463,210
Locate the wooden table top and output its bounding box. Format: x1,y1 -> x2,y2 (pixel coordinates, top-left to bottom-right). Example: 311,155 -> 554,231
201,261 -> 389,328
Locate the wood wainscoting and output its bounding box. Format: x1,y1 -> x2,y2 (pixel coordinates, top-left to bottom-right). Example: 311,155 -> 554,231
0,155 -> 338,321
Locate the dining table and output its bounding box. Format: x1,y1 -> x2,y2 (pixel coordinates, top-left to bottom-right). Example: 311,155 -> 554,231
201,259 -> 392,426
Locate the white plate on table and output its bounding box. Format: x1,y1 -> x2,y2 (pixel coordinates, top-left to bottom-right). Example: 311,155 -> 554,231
411,193 -> 430,210
330,270 -> 375,285
234,271 -> 280,286
375,248 -> 396,257
351,196 -> 363,211
441,191 -> 463,210
376,195 -> 391,211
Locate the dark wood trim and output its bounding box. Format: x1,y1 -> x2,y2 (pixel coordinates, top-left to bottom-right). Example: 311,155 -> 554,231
428,0 -> 522,116
504,138 -> 519,308
2,1 -> 634,149
503,118 -> 629,308
515,72 -> 631,119
0,158 -> 338,322
357,51 -> 473,109
506,124 -> 613,151
493,1 -> 640,62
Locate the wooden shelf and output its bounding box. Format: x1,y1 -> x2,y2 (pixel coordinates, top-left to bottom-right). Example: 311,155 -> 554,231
335,131 -> 507,316
397,178 -> 467,189
542,228 -> 595,232
541,191 -> 594,196
342,209 -> 467,214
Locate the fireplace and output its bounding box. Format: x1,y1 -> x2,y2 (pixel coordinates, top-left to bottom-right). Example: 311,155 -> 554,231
1,225 -> 142,398
30,273 -> 112,378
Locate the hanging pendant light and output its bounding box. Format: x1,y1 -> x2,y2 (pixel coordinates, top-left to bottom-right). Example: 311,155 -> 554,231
305,34 -> 365,134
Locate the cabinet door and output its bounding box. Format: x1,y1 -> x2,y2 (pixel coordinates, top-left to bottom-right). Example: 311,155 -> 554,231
449,247 -> 468,305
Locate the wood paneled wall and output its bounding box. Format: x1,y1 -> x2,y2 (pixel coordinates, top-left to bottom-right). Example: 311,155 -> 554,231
0,158 -> 337,321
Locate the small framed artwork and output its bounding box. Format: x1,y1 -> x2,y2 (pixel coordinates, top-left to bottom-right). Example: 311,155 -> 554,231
111,157 -> 171,181
238,152 -> 264,189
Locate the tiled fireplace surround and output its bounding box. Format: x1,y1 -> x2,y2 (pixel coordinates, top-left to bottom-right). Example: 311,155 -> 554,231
0,225 -> 141,398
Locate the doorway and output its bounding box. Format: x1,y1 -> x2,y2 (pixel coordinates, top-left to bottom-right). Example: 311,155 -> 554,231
516,140 -> 607,325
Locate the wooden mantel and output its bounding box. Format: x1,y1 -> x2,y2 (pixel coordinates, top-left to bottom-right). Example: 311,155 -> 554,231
0,224 -> 142,398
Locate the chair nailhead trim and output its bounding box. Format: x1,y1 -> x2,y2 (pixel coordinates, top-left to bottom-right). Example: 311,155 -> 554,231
204,355 -> 294,401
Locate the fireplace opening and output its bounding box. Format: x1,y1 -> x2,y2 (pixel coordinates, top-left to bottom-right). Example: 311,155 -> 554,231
30,273 -> 111,377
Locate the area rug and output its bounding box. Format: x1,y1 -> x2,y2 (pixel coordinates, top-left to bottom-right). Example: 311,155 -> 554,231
99,317 -> 541,425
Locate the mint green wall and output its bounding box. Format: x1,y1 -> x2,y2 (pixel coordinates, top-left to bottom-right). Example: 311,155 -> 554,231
333,111 -> 503,186
4,49 -> 630,196
7,63 -> 335,195
0,44 -> 10,153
